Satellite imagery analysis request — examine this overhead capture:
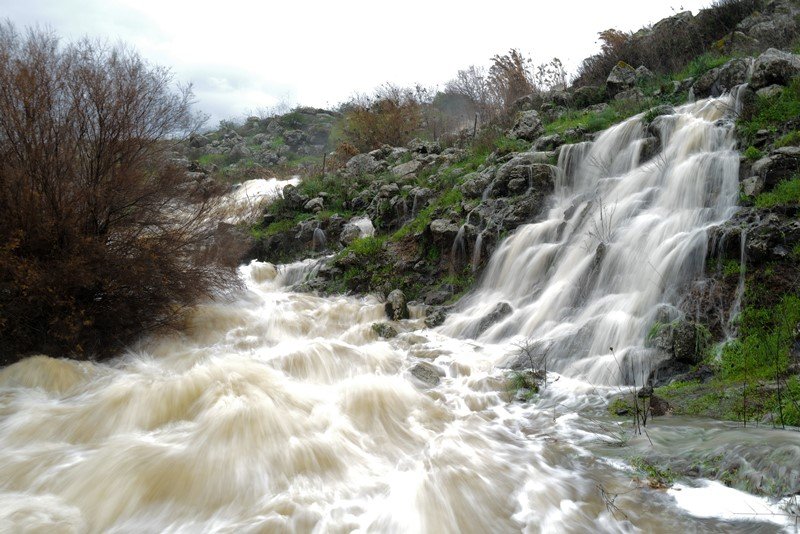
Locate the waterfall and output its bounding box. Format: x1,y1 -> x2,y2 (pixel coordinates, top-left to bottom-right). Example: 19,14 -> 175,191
441,95 -> 740,385
3,93 -> 792,534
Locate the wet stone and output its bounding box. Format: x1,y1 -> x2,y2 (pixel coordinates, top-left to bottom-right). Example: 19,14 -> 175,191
410,362 -> 442,387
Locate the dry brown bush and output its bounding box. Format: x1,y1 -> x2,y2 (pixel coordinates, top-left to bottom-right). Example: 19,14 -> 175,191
0,23 -> 239,363
340,84 -> 424,152
573,0 -> 765,88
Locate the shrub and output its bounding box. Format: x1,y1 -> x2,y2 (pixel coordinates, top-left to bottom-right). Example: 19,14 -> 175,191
0,24 -> 238,363
743,146 -> 763,161
341,84 -> 424,152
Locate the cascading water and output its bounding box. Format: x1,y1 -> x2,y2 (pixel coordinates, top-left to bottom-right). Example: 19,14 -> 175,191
442,95 -> 741,385
0,94 -> 797,533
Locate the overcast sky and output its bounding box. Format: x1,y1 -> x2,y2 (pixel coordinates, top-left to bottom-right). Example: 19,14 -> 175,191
3,0 -> 710,124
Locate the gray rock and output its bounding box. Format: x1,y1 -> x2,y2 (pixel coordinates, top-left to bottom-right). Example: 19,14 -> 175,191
229,143 -> 252,160
408,138 -> 441,155
713,31 -> 760,55
744,10 -> 799,49
345,153 -> 386,177
385,289 -> 409,321
549,89 -> 572,108
188,134 -> 210,148
511,93 -> 545,112
408,187 -> 432,215
378,183 -> 400,198
303,197 -> 324,212
282,184 -> 309,210
533,134 -> 563,151
429,219 -> 461,246
741,176 -> 765,197
606,62 -> 637,96
572,85 -> 606,108
372,322 -> 398,339
635,65 -> 655,84
509,110 -> 544,142
424,306 -> 448,327
340,223 -> 364,245
750,48 -> 800,91
691,67 -> 721,98
614,88 -> 645,102
507,177 -> 528,195
717,58 -> 753,94
755,84 -> 785,98
673,321 -> 709,365
391,160 -> 422,177
492,157 -> 554,199
410,362 -> 443,387
752,147 -> 800,189
476,302 -> 513,335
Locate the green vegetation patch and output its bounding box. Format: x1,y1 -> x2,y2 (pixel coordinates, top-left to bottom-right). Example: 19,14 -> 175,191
754,176 -> 800,208
739,78 -> 800,145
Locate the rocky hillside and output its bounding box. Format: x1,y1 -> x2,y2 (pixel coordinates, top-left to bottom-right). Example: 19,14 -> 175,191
179,107 -> 339,182
223,0 -> 800,425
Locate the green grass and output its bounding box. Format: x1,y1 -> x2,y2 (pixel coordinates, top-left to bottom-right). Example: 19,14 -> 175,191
197,153 -> 228,167
739,78 -> 800,145
723,259 -> 742,278
754,176 -> 800,208
775,130 -> 800,148
494,135 -> 530,155
250,213 -> 312,240
673,53 -> 733,81
346,236 -> 386,258
721,294 -> 800,382
543,99 -> 653,139
743,146 -> 763,161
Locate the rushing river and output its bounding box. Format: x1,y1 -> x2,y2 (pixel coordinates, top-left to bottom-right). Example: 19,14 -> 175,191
0,94 -> 798,533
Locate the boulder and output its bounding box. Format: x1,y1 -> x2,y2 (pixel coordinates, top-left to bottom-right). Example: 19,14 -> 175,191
391,160 -> 422,177
511,93 -> 545,112
755,85 -> 785,98
533,134 -> 563,151
691,67 -> 721,98
409,362 -> 443,387
492,157 -> 554,199
476,302 -> 513,335
606,62 -> 637,96
385,289 -> 409,321
743,10 -> 799,49
282,184 -> 309,210
572,85 -> 606,108
408,138 -> 441,155
716,57 -> 752,94
673,321 -> 709,365
635,65 -> 655,85
408,187 -> 432,215
303,197 -> 324,212
750,48 -> 800,91
741,176 -> 765,197
345,153 -> 386,177
751,147 -> 800,189
424,306 -> 448,327
339,223 -> 364,245
428,219 -> 461,249
509,110 -> 544,142
614,88 -> 645,102
188,134 -> 210,148
372,322 -> 398,339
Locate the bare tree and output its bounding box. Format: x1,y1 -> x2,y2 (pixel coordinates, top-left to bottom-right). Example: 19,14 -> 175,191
0,23 -> 239,363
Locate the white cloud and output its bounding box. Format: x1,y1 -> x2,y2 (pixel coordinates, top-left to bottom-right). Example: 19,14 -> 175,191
1,0 -> 711,123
